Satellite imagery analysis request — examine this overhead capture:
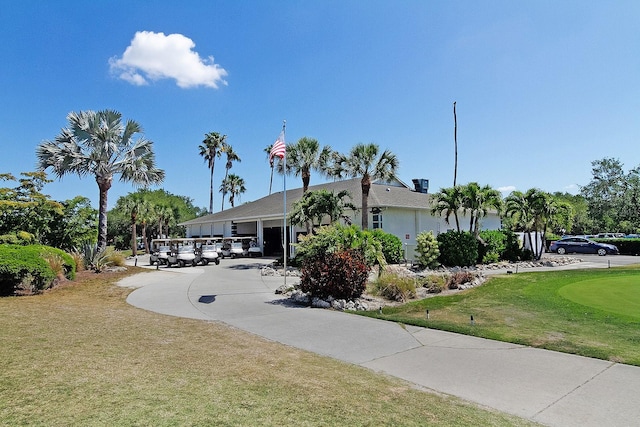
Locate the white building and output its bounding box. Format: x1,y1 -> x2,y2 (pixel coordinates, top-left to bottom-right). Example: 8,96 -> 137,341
179,177 -> 502,261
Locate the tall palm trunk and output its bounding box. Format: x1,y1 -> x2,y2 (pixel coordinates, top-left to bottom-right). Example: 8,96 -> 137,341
361,175 -> 371,230
142,220 -> 149,253
221,166 -> 229,211
269,162 -> 274,195
302,169 -> 312,234
96,175 -> 112,252
209,165 -> 214,214
131,211 -> 138,257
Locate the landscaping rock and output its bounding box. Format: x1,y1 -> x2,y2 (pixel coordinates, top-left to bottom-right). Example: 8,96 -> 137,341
275,284 -> 294,294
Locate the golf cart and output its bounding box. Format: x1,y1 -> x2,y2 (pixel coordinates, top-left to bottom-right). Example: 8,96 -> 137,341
149,239 -> 172,265
221,238 -> 246,258
247,238 -> 262,257
195,239 -> 220,265
167,239 -> 200,267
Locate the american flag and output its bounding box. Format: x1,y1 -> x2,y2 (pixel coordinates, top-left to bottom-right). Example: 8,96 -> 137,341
269,131 -> 286,161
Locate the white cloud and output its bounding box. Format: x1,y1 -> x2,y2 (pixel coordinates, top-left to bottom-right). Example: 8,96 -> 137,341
563,184 -> 580,194
497,185 -> 516,194
109,31 -> 228,89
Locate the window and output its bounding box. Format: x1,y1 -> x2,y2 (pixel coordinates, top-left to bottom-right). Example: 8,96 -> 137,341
372,213 -> 382,229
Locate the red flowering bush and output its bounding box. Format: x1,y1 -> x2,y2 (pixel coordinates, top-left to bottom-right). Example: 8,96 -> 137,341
299,249 -> 368,300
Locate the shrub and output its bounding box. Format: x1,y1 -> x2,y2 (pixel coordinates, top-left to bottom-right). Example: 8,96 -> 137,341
295,224 -> 384,267
299,249 -> 369,300
437,231 -> 478,267
70,250 -> 85,271
415,231 -> 440,269
477,230 -> 506,264
0,231 -> 36,245
594,238 -> 640,256
420,274 -> 448,293
371,272 -> 416,302
501,229 -> 524,262
103,248 -> 125,267
446,271 -> 476,290
0,245 -> 75,295
370,229 -> 403,264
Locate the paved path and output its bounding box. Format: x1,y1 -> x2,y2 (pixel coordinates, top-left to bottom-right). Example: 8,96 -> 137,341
122,256 -> 640,426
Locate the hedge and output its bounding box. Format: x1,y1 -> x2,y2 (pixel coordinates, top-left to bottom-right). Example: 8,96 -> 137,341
593,238 -> 640,256
0,245 -> 76,296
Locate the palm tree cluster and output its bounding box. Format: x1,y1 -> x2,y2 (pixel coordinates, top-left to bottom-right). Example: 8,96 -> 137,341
430,183 -> 501,237
431,184 -> 573,260
266,139 -> 398,231
198,132 -> 244,213
504,189 -> 572,260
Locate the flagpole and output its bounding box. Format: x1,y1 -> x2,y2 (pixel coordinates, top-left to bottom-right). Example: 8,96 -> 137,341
282,120 -> 287,287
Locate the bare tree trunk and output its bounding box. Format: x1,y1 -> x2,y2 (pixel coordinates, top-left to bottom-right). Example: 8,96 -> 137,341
142,222 -> 149,253
453,101 -> 458,187
221,167 -> 229,211
209,165 -> 214,214
131,214 -> 137,257
96,175 -> 112,253
269,163 -> 274,195
361,176 -> 371,230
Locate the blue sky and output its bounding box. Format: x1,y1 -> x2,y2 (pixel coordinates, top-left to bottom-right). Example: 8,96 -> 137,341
1,1 -> 638,212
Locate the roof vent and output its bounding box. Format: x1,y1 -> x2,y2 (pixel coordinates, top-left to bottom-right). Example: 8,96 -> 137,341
412,179 -> 429,194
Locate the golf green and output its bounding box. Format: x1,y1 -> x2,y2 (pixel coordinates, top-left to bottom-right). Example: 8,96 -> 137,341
558,275 -> 640,319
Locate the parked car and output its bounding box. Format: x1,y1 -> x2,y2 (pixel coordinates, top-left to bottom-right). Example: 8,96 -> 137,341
549,237 -> 619,256
596,233 -> 624,239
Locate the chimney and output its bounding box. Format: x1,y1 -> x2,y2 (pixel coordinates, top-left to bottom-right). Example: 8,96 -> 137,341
412,179 -> 429,194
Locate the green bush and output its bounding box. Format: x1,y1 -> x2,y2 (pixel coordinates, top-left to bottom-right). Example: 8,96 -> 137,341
437,231 -> 478,267
371,272 -> 416,302
477,230 -> 506,264
594,238 -> 640,255
371,229 -> 403,264
299,249 -> 369,300
501,229 -> 524,262
420,274 -> 448,293
0,245 -> 76,296
415,231 -> 440,269
295,224 -> 384,267
0,231 -> 36,245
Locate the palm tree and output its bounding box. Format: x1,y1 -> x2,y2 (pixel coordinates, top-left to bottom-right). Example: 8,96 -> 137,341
36,110 -> 164,251
461,182 -> 503,237
220,144 -> 241,211
280,137 -> 333,193
154,205 -> 174,238
119,194 -> 150,257
504,188 -> 546,259
264,144 -> 275,195
289,189 -> 356,233
220,174 -> 246,208
199,132 -> 227,213
335,143 -> 398,230
280,137 -> 333,233
430,186 -> 463,232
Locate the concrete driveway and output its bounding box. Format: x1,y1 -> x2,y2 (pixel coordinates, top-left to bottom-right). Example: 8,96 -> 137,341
122,255 -> 640,426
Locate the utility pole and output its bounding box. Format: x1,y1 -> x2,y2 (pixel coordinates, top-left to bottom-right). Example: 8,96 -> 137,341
453,101 -> 458,187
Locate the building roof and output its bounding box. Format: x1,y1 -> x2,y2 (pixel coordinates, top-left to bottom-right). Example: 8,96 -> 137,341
180,177 -> 432,226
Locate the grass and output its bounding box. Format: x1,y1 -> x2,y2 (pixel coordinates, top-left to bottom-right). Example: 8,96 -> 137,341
360,265 -> 640,365
0,268 -> 536,426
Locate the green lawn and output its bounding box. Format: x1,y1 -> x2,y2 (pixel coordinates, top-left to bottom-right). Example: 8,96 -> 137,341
362,265 -> 640,365
0,268 -> 535,426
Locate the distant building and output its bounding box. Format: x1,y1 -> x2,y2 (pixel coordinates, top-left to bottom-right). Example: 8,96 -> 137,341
179,177 -> 501,260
